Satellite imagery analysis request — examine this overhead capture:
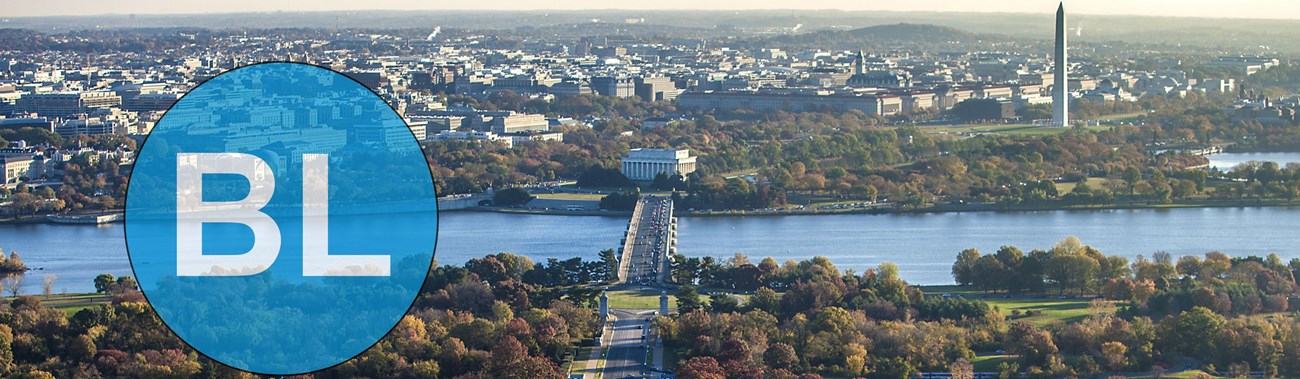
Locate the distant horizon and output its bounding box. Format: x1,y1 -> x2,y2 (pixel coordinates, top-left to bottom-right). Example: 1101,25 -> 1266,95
7,1 -> 1300,21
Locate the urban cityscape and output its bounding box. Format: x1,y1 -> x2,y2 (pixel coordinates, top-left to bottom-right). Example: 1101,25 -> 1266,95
0,1 -> 1299,378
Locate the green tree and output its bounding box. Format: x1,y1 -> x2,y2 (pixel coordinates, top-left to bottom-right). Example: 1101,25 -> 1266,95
952,248 -> 981,286
93,274 -> 116,294
493,188 -> 535,207
749,287 -> 780,314
1158,306 -> 1225,359
1004,321 -> 1058,368
764,342 -> 799,370
598,249 -> 619,281
675,285 -> 704,313
1122,167 -> 1142,197
706,293 -> 739,313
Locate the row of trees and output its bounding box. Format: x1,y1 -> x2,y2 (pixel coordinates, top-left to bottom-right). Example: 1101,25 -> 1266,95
665,247 -> 1300,379
951,237 -> 1133,295
0,251 -> 621,378
953,238 -> 1300,318
598,191 -> 640,211
664,255 -> 1000,379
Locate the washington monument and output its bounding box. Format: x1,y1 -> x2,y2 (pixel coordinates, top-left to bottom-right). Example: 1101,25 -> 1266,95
1053,2 -> 1069,126
1050,1 -> 1071,127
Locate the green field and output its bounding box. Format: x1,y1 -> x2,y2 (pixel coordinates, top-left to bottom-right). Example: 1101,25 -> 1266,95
986,297 -> 1097,327
1133,370 -> 1224,379
5,293 -> 113,315
1055,177 -> 1117,194
971,354 -> 1016,372
919,285 -> 1102,327
534,192 -> 606,201
605,287 -> 751,309
565,346 -> 594,375
919,123 -> 1033,135
921,123 -> 1111,137
1097,111 -> 1149,122
559,183 -> 641,193
606,288 -> 679,309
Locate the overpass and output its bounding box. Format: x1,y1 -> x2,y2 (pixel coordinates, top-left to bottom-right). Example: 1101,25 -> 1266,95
615,196 -> 676,285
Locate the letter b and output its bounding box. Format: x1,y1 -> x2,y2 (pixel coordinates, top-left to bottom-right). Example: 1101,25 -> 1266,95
175,152 -> 280,276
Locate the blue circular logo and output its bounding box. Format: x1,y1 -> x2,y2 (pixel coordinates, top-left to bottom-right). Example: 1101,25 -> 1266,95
125,63 -> 437,374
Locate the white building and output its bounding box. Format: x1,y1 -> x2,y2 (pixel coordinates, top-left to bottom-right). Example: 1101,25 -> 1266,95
0,153 -> 35,185
620,148 -> 697,181
428,130 -> 513,148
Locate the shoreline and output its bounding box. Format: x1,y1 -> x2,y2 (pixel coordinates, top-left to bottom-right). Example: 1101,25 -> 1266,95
11,199 -> 1299,222
451,199 -> 1300,218
0,210 -> 126,225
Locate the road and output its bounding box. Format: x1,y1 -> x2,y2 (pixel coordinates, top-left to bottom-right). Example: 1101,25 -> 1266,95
624,197 -> 672,285
602,309 -> 656,379
602,197 -> 674,378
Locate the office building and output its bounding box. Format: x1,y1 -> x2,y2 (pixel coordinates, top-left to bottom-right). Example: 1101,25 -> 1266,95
677,90 -> 902,116
486,112 -> 549,134
591,77 -> 636,97
16,92 -> 121,118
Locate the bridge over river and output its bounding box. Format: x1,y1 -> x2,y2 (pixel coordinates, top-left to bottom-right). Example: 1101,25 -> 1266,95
615,196 -> 676,286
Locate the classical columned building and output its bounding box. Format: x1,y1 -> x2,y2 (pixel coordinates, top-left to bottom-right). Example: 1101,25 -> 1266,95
620,148 -> 697,181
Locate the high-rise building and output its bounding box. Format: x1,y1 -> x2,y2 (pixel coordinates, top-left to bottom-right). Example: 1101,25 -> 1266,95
1052,2 -> 1069,127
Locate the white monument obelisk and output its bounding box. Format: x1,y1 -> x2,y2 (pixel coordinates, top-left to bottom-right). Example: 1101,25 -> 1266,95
1053,2 -> 1069,127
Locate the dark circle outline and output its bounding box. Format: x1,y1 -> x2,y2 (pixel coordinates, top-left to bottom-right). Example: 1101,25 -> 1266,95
121,60 -> 440,376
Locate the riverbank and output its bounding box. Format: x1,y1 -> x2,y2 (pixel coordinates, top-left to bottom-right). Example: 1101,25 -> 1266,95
1220,145 -> 1300,154
0,210 -> 125,225
453,198 -> 1300,218
454,206 -> 634,217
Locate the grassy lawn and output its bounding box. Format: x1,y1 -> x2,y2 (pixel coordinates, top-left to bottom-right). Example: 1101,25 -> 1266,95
10,293 -> 113,315
1006,125 -> 1108,135
989,297 -> 1098,327
56,304 -> 97,316
607,288 -> 679,309
1132,370 -> 1224,379
566,346 -> 593,374
558,183 -> 642,193
1097,111 -> 1149,121
1055,177 -> 1116,194
605,287 -> 751,309
918,123 -> 1031,135
971,354 -> 1016,372
919,285 -> 1102,327
919,123 -> 1110,137
534,192 -> 605,201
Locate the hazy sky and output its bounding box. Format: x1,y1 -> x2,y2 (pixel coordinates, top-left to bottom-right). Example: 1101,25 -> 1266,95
8,0 -> 1300,20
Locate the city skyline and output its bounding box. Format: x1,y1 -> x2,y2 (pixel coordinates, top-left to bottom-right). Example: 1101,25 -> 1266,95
8,0 -> 1300,20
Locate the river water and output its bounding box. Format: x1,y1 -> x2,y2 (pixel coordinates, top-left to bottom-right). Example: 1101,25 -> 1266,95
7,152 -> 1300,293
1207,151 -> 1300,170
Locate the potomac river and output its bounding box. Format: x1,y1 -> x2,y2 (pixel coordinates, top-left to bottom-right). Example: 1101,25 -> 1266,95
5,150 -> 1300,293
8,205 -> 1300,293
